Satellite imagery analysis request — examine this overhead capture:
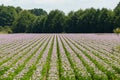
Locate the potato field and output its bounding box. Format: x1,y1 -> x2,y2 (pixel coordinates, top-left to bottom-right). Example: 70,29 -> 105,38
0,34 -> 120,80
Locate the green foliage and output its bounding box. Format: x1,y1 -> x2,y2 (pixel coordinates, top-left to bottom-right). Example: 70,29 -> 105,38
114,2 -> 120,29
66,8 -> 114,33
45,10 -> 65,33
0,5 -> 17,26
1,2 -> 120,33
0,67 -> 9,76
113,27 -> 120,34
115,45 -> 120,53
114,2 -> 120,17
12,10 -> 36,33
15,7 -> 22,13
0,26 -> 12,33
29,8 -> 47,16
31,15 -> 47,33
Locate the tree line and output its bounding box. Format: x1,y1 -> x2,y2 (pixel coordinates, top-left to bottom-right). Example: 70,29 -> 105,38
0,2 -> 120,33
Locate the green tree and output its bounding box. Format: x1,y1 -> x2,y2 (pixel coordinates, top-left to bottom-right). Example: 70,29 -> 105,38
31,15 -> 47,33
13,10 -> 36,33
97,8 -> 114,33
45,10 -> 65,33
78,8 -> 97,33
114,2 -> 120,29
0,5 -> 17,26
29,8 -> 47,16
66,8 -> 97,33
15,7 -> 22,13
